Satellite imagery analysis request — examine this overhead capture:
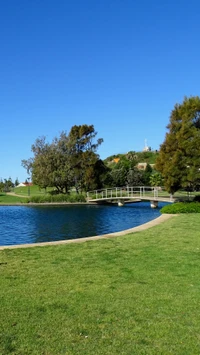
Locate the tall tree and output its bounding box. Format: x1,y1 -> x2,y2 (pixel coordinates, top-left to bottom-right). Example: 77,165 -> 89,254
14,178 -> 19,186
22,124 -> 103,193
68,125 -> 103,192
0,179 -> 4,192
156,96 -> 200,193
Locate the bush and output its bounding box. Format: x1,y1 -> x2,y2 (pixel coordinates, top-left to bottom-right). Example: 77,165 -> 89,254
24,194 -> 86,204
161,202 -> 200,214
193,195 -> 200,202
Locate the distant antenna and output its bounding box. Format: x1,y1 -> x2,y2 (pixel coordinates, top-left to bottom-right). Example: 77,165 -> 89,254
143,139 -> 150,152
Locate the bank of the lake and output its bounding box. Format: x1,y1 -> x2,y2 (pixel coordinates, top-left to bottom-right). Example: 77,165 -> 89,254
0,202 -> 167,246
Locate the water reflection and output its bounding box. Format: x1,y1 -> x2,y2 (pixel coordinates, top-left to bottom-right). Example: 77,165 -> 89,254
0,202 -> 167,246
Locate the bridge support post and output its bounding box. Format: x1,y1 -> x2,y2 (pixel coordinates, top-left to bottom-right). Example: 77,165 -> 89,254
150,200 -> 158,208
118,200 -> 124,207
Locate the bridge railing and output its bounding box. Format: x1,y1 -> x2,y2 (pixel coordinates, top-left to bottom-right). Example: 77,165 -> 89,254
87,186 -> 173,201
87,186 -> 195,202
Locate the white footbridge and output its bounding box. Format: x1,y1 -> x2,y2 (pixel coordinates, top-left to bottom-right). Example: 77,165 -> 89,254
87,186 -> 175,208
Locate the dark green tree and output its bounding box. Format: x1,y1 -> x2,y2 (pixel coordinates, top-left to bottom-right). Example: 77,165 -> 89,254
156,96 -> 200,193
22,124 -> 103,193
0,179 -> 4,192
149,172 -> 163,187
142,164 -> 153,185
14,178 -> 19,186
68,125 -> 103,192
126,168 -> 144,186
3,177 -> 14,192
109,157 -> 128,187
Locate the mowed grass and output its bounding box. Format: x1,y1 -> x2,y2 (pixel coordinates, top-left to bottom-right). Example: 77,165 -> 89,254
13,185 -> 52,197
0,194 -> 26,204
0,186 -> 51,204
1,214 -> 200,354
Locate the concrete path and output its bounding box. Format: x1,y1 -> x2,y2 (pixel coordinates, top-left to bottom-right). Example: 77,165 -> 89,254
0,214 -> 177,250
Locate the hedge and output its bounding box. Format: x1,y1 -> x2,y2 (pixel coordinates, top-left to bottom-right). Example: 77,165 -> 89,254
161,202 -> 200,214
24,194 -> 86,204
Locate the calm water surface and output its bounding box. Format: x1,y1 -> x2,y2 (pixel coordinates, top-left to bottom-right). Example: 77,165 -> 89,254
0,202 -> 167,246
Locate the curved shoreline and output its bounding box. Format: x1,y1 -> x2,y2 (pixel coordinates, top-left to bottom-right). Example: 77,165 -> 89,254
0,214 -> 176,250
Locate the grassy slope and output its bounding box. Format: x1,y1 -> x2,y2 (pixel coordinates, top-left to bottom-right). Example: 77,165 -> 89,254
0,186 -> 54,204
13,185 -> 52,196
1,214 -> 200,354
0,194 -> 26,204
135,151 -> 159,164
104,151 -> 159,165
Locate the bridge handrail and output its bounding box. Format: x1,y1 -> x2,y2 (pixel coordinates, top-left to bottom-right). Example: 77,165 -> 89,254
87,186 -> 168,200
87,186 -> 195,203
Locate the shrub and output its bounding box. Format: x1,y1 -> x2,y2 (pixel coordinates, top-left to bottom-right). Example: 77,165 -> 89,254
193,195 -> 200,202
161,202 -> 200,214
73,194 -> 86,202
24,194 -> 86,204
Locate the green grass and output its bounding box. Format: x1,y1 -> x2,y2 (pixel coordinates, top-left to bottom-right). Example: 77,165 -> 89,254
0,187 -> 86,204
1,214 -> 200,354
0,194 -> 26,204
13,185 -> 53,196
135,151 -> 159,164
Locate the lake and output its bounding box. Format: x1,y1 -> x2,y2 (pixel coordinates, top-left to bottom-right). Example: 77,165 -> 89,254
0,202 -> 167,246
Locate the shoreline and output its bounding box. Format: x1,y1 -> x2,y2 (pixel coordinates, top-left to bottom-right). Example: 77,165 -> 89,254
0,214 -> 176,250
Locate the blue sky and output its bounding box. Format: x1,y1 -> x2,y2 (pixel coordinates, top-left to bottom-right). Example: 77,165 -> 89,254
1,0 -> 200,182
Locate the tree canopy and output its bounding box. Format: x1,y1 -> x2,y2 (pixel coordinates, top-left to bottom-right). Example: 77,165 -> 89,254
22,124 -> 162,192
156,96 -> 200,193
22,124 -> 104,193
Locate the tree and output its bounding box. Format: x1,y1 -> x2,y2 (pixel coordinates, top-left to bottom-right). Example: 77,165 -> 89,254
156,96 -> 200,193
108,157 -> 128,187
126,168 -> 144,186
15,178 -> 19,186
68,124 -> 103,192
3,177 -> 14,192
22,124 -> 104,193
149,172 -> 163,187
142,164 -> 153,185
0,179 -> 4,192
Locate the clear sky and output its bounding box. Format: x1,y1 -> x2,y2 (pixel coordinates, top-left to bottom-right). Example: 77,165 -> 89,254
1,0 -> 200,182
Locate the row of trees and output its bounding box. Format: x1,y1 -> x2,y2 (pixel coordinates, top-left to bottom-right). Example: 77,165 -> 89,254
22,96 -> 200,195
104,156 -> 162,187
22,124 -> 162,193
0,178 -> 19,192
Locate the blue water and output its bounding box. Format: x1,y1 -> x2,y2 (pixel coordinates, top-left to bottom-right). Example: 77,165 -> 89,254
0,202 -> 167,246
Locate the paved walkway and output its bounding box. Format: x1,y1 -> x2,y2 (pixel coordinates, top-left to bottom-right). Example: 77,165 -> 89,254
0,214 -> 177,250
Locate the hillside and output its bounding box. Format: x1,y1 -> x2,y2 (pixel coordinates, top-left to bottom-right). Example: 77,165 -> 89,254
104,151 -> 159,165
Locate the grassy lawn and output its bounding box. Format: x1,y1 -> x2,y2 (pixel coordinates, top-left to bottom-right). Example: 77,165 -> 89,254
0,186 -> 51,204
1,214 -> 200,354
13,185 -> 52,197
0,194 -> 26,204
